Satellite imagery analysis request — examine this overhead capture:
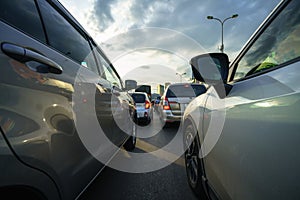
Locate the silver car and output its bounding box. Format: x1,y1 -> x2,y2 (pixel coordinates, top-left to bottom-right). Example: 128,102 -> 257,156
182,0 -> 300,199
158,83 -> 206,128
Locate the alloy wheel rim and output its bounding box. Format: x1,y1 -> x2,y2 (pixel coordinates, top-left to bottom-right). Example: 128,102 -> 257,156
185,131 -> 199,185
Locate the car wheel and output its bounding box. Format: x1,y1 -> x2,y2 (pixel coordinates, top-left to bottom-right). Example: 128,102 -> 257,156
123,123 -> 137,151
184,124 -> 208,199
146,118 -> 151,126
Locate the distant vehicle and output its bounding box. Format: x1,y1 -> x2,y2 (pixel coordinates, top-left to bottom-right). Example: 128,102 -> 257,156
130,92 -> 153,125
154,96 -> 161,107
0,0 -> 136,199
158,83 -> 206,128
182,0 -> 300,199
125,79 -> 137,90
151,93 -> 160,106
135,84 -> 151,100
151,93 -> 160,101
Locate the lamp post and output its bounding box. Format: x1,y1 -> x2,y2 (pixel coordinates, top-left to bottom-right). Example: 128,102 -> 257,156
207,14 -> 238,53
176,72 -> 186,83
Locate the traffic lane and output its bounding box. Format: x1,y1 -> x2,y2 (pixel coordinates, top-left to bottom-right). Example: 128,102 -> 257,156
79,113 -> 197,200
135,110 -> 182,148
78,156 -> 197,200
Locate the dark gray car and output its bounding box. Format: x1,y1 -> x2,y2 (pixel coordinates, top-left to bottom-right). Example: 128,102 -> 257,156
0,0 -> 136,199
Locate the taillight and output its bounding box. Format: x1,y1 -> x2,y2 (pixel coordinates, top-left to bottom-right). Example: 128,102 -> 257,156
145,100 -> 151,109
163,97 -> 170,110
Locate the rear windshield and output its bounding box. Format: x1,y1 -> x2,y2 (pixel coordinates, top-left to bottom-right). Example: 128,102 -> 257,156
166,84 -> 206,97
131,94 -> 146,103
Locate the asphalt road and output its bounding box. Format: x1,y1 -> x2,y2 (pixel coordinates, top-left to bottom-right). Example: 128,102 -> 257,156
79,110 -> 198,200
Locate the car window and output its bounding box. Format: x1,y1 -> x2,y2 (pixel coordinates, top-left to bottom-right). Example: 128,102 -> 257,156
192,85 -> 207,96
96,50 -> 123,89
37,0 -> 99,73
131,94 -> 146,103
167,84 -> 206,98
0,0 -> 46,43
233,1 -> 300,80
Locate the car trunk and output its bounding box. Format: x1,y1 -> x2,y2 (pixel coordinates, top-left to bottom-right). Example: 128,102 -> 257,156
168,97 -> 194,116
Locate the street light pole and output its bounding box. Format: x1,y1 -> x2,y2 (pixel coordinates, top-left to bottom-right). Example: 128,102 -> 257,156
176,72 -> 186,83
207,14 -> 238,53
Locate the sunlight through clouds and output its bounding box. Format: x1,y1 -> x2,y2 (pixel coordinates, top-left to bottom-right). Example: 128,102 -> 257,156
59,0 -> 281,85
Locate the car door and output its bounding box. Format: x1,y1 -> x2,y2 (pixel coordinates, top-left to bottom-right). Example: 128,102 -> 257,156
0,0 -> 113,199
202,1 -> 300,199
95,48 -> 135,147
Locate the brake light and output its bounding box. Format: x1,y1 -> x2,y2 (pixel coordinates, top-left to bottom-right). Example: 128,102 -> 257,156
163,97 -> 170,110
145,100 -> 151,109
163,105 -> 170,110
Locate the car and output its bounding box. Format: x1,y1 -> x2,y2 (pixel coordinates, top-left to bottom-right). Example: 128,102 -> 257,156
154,96 -> 161,109
0,0 -> 136,199
182,0 -> 300,199
130,92 -> 153,125
151,93 -> 160,106
158,83 -> 206,128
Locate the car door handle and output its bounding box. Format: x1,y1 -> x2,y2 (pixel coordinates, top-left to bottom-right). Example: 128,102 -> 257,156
1,43 -> 63,74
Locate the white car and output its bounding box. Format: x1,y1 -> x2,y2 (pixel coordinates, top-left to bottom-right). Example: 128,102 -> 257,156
130,92 -> 153,125
182,0 -> 300,199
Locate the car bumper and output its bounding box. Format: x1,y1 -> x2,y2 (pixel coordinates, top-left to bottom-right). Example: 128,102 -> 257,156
135,108 -> 152,123
161,110 -> 182,122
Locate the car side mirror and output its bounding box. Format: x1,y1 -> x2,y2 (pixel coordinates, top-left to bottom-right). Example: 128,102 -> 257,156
190,53 -> 229,84
190,53 -> 231,98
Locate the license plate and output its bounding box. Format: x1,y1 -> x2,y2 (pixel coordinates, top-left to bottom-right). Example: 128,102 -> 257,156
137,111 -> 144,118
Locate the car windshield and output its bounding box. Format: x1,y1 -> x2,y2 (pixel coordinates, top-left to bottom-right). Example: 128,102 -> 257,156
131,94 -> 146,103
167,84 -> 206,97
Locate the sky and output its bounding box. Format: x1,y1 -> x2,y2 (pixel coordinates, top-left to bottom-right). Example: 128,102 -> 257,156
59,0 -> 281,93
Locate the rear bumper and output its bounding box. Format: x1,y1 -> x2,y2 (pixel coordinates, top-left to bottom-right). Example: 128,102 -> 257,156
135,109 -> 152,123
161,110 -> 182,122
136,111 -> 150,118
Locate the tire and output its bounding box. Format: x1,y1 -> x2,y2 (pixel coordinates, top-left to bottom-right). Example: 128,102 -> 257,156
183,124 -> 208,199
123,123 -> 137,151
146,118 -> 151,125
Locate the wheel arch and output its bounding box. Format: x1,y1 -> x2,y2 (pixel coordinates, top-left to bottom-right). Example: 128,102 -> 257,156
182,116 -> 201,148
183,115 -> 222,200
183,114 -> 223,200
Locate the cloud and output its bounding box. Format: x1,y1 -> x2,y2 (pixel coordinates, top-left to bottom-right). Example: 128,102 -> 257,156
91,0 -> 280,58
92,0 -> 117,31
101,27 -> 205,63
61,0 -> 281,82
122,64 -> 184,86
